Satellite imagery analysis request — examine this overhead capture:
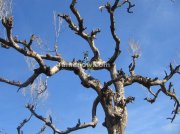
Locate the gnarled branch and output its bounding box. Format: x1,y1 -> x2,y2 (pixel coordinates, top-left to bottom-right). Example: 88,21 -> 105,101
26,97 -> 99,134
58,0 -> 101,62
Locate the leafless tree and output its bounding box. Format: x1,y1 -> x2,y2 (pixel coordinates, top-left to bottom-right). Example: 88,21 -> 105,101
0,0 -> 179,134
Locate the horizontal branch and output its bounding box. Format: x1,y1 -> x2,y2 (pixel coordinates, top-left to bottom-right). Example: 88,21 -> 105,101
0,68 -> 42,91
61,118 -> 98,134
0,77 -> 21,87
40,54 -> 62,62
48,60 -> 103,93
26,97 -> 99,134
124,64 -> 180,87
123,64 -> 180,122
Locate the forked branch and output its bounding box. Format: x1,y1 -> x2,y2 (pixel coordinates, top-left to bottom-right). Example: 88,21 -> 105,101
123,64 -> 180,122
58,0 -> 101,62
26,96 -> 99,134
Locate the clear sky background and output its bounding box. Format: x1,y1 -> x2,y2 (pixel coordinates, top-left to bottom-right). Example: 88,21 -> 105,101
0,0 -> 180,134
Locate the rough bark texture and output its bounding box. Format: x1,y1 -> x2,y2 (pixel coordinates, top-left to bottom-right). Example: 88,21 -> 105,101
104,108 -> 127,134
0,0 -> 179,134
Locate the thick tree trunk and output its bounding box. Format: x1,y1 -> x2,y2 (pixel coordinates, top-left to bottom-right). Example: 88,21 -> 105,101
105,118 -> 125,134
100,72 -> 128,134
104,108 -> 127,134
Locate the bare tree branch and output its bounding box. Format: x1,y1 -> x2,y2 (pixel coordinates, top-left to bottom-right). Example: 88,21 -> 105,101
0,37 -> 10,48
36,125 -> 46,134
2,17 -> 48,70
103,0 -> 135,64
105,2 -> 121,64
17,114 -> 33,134
123,64 -> 180,122
0,68 -> 41,91
0,0 -> 179,133
0,77 -> 21,87
26,104 -> 61,134
26,100 -> 98,134
58,0 -> 101,62
129,55 -> 139,76
144,89 -> 161,103
92,96 -> 99,126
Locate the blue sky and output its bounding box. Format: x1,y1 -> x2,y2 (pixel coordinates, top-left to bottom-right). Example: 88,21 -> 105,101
0,0 -> 180,134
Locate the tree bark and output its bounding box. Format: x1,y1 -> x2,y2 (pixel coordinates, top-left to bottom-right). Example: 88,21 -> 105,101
105,115 -> 126,134
100,79 -> 128,134
103,108 -> 127,134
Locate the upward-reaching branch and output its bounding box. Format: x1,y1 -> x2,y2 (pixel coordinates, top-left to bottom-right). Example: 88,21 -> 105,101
58,0 -> 101,62
105,2 -> 121,64
0,0 -> 179,134
17,114 -> 33,134
103,0 -> 135,64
